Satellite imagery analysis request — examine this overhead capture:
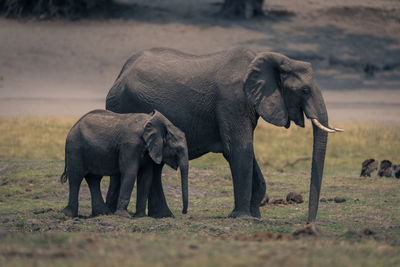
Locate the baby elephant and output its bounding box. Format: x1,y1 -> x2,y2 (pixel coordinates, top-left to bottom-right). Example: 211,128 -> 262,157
60,110 -> 189,218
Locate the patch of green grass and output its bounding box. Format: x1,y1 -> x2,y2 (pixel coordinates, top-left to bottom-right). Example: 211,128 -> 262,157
0,118 -> 399,266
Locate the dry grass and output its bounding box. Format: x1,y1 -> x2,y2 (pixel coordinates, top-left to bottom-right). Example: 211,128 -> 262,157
0,117 -> 399,266
1,117 -> 399,174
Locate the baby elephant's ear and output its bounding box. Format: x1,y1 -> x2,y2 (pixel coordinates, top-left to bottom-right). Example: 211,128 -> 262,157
143,120 -> 163,164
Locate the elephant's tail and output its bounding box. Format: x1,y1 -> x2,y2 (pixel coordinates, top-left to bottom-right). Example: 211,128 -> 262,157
60,166 -> 68,184
60,143 -> 68,184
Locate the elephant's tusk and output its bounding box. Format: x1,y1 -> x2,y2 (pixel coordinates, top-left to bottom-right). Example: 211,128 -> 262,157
311,119 -> 336,133
332,127 -> 344,132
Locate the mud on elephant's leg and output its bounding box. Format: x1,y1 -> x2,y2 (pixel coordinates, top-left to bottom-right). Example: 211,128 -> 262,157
148,163 -> 174,218
250,157 -> 266,218
85,174 -> 111,216
106,174 -> 121,213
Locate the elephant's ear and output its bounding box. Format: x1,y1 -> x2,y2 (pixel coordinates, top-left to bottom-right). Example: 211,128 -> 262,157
143,111 -> 165,164
243,52 -> 289,127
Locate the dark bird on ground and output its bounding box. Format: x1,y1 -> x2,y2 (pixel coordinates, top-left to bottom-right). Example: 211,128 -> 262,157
360,158 -> 378,177
378,160 -> 393,177
392,165 -> 400,179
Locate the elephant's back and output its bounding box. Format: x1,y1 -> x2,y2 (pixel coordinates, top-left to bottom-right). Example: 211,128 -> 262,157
67,110 -> 147,144
108,47 -> 255,112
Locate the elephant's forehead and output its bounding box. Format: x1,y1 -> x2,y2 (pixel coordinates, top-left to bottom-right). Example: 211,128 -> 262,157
292,66 -> 314,85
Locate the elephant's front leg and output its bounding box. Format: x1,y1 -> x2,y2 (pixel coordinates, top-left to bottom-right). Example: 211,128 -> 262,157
147,163 -> 174,218
250,157 -> 266,218
134,162 -> 153,218
115,160 -> 139,218
105,174 -> 121,213
226,145 -> 254,218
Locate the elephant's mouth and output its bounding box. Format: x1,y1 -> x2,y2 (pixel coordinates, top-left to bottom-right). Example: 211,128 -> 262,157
286,107 -> 305,128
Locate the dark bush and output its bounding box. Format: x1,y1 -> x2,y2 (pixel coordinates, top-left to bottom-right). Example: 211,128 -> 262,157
0,0 -> 114,19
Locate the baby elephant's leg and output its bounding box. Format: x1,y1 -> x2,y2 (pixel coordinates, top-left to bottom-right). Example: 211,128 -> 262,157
115,161 -> 139,218
62,174 -> 84,217
134,162 -> 153,218
85,174 -> 110,216
106,174 -> 121,213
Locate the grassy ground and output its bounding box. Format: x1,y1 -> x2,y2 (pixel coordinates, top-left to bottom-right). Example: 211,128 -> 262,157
0,117 -> 399,266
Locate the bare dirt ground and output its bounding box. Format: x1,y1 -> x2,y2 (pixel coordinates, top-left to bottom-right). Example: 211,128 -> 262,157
0,0 -> 399,122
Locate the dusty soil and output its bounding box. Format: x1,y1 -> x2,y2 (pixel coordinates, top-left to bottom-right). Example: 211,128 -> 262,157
0,0 -> 399,122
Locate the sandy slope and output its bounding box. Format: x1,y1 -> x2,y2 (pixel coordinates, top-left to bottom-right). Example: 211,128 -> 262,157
0,0 -> 399,121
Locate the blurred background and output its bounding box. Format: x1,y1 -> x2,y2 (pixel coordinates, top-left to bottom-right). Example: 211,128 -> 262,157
0,2 -> 400,264
0,0 -> 399,122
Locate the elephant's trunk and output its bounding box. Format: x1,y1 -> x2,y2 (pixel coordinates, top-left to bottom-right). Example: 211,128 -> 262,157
303,84 -> 342,223
308,121 -> 328,223
179,149 -> 189,214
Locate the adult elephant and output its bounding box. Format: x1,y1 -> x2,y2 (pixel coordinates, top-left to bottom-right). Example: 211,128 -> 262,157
105,47 -> 342,222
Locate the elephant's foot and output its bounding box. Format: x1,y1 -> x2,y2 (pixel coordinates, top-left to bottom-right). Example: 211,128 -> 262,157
148,208 -> 175,219
250,206 -> 261,218
62,206 -> 77,217
228,209 -> 252,218
114,209 -> 131,218
106,200 -> 118,213
91,205 -> 112,217
133,211 -> 146,218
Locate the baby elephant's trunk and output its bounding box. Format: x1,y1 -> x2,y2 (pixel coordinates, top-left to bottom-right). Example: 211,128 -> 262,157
179,150 -> 189,214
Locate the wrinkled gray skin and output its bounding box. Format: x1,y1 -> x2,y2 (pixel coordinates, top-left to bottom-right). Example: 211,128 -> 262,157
61,109 -> 189,218
106,47 -> 329,222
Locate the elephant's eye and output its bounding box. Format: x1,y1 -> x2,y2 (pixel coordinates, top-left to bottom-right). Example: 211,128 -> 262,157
299,86 -> 311,95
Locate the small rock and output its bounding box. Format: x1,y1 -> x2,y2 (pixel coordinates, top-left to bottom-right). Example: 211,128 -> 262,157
189,244 -> 198,249
292,224 -> 321,238
33,208 -> 54,214
260,195 -> 269,206
233,232 -> 287,241
334,197 -> 346,203
86,236 -> 96,243
363,228 -> 375,236
286,192 -> 303,204
189,214 -> 199,220
27,219 -> 39,225
343,228 -> 375,241
253,232 -> 284,241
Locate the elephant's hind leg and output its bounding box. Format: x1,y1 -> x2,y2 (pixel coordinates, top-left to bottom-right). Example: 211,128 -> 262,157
106,174 -> 121,213
62,174 -> 83,217
250,157 -> 266,218
85,174 -> 111,216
